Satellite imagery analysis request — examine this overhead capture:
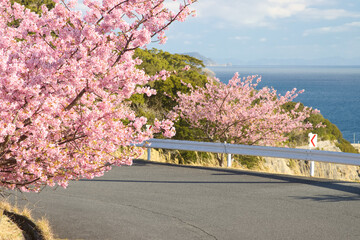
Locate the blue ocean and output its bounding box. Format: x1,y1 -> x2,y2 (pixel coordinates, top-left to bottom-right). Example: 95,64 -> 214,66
208,66 -> 360,143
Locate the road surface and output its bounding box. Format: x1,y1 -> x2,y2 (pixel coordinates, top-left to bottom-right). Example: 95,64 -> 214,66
7,160 -> 360,240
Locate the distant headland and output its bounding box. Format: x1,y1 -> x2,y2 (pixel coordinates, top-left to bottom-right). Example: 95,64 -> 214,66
180,51 -> 360,67
181,52 -> 232,67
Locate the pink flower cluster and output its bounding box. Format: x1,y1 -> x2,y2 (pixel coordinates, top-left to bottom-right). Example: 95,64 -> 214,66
174,73 -> 319,146
0,0 -> 195,191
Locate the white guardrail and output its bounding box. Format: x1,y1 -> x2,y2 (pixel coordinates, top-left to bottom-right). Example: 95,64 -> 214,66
139,139 -> 360,176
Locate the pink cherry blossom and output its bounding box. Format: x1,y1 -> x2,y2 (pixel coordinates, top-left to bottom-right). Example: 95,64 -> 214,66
174,74 -> 321,153
0,0 -> 196,192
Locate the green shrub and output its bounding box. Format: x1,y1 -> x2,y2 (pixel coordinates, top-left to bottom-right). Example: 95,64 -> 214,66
233,155 -> 263,169
336,139 -> 358,153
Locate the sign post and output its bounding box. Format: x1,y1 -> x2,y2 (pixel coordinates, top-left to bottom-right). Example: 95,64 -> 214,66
146,125 -> 152,161
308,133 -> 318,177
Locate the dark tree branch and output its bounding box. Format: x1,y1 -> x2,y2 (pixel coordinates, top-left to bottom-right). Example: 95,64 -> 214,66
150,0 -> 197,38
96,0 -> 130,25
65,87 -> 87,111
58,134 -> 87,146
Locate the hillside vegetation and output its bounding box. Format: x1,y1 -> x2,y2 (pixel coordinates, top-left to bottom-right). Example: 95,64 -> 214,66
132,48 -> 209,142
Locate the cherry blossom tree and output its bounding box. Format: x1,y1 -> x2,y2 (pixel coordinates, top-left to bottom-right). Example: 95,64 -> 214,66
174,73 -> 319,166
0,0 -> 196,191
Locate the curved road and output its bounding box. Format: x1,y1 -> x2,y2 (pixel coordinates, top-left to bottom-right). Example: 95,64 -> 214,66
8,160 -> 360,240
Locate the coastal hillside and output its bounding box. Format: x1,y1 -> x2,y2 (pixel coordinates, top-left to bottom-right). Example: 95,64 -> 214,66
134,49 -> 359,181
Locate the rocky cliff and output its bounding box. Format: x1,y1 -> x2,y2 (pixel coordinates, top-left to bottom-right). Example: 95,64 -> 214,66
260,140 -> 360,181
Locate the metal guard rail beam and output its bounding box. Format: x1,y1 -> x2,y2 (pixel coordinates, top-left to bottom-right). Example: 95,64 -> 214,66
139,139 -> 360,166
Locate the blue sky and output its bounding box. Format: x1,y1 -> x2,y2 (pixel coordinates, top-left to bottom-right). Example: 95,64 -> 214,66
77,0 -> 360,65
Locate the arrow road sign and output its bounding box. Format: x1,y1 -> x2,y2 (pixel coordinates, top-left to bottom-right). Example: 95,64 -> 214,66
308,133 -> 318,148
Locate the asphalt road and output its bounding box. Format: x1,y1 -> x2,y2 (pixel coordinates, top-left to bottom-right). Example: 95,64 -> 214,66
7,160 -> 360,240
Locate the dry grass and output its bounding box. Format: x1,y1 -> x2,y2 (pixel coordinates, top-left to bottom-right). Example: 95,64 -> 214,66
0,200 -> 59,240
141,147 -> 247,169
0,201 -> 24,240
0,214 -> 24,240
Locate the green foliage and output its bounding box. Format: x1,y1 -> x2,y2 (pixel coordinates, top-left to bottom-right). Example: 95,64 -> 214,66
233,155 -> 263,169
8,0 -> 55,28
175,150 -> 213,165
133,48 -> 214,163
135,48 -> 205,75
336,139 -> 358,153
134,48 -> 207,110
173,119 -> 204,141
176,150 -> 196,165
281,101 -> 305,113
133,48 -> 209,141
12,0 -> 55,15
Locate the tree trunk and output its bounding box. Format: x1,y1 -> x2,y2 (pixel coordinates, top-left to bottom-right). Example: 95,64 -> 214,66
215,153 -> 224,167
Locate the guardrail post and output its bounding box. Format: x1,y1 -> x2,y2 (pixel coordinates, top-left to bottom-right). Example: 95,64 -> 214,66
310,161 -> 315,177
227,154 -> 232,168
147,147 -> 151,161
